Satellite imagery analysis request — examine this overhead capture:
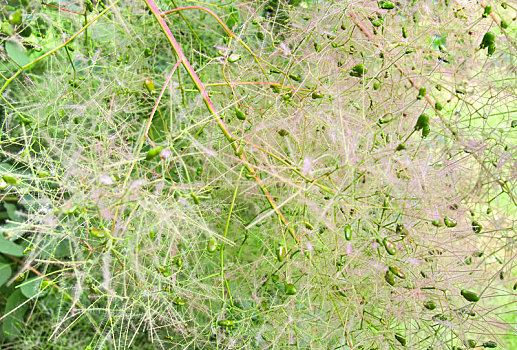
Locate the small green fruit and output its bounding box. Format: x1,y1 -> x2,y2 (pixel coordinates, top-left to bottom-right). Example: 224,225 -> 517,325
285,283 -> 297,295
350,64 -> 367,77
388,266 -> 406,279
379,1 -> 395,10
144,48 -> 152,57
145,146 -> 163,160
8,10 -> 22,26
443,216 -> 457,227
423,300 -> 437,310
144,78 -> 155,93
217,320 -> 235,327
207,237 -> 218,252
344,224 -> 352,241
382,238 -> 396,255
461,289 -> 480,302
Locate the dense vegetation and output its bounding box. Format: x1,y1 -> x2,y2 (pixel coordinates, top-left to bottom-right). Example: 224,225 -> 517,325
0,0 -> 516,348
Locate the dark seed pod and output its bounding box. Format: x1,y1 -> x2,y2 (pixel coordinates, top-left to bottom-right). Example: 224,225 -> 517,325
396,143 -> 406,151
278,129 -> 288,136
402,26 -> 407,38
395,334 -> 406,346
482,341 -> 497,348
435,102 -> 443,111
461,289 -> 480,302
144,48 -> 152,57
471,220 -> 482,233
424,300 -> 437,310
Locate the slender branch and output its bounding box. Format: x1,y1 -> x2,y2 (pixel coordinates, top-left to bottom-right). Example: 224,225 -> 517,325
144,0 -> 299,243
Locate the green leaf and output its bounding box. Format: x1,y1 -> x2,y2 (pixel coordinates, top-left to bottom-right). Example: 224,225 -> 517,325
19,277 -> 44,298
3,202 -> 23,222
0,235 -> 25,256
0,262 -> 12,287
2,289 -> 29,340
5,40 -> 31,67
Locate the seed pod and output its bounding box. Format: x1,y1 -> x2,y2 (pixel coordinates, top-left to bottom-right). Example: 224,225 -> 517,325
191,192 -> 200,205
424,300 -> 437,310
483,341 -> 497,348
144,78 -> 155,93
90,228 -> 106,238
431,220 -> 442,227
228,53 -> 241,62
402,26 -> 407,38
235,107 -> 247,121
344,224 -> 352,241
395,334 -> 406,346
373,81 -> 381,90
144,48 -> 152,57
395,143 -> 407,151
304,221 -> 314,230
207,237 -> 218,252
487,44 -> 496,56
513,281 -> 517,290
314,41 -> 322,52
8,10 -> 22,25
414,114 -> 430,130
482,5 -> 492,18
480,32 -> 495,49
389,266 -> 406,279
417,87 -> 426,100
86,0 -> 94,12
379,1 -> 395,9
435,102 -> 443,111
217,320 -> 235,327
289,74 -> 301,82
421,125 -> 430,138
461,289 -> 480,302
145,146 -> 163,160
471,220 -> 482,233
385,271 -> 396,286
443,216 -> 457,227
371,19 -> 382,27
383,238 -> 396,255
312,92 -> 324,99
278,129 -> 288,136
350,64 -> 367,77
276,245 -> 287,262
285,283 -> 297,295
501,20 -> 508,29
173,296 -> 186,306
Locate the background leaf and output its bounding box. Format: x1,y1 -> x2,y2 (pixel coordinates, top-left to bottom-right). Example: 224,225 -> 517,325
0,235 -> 24,256
4,40 -> 31,67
